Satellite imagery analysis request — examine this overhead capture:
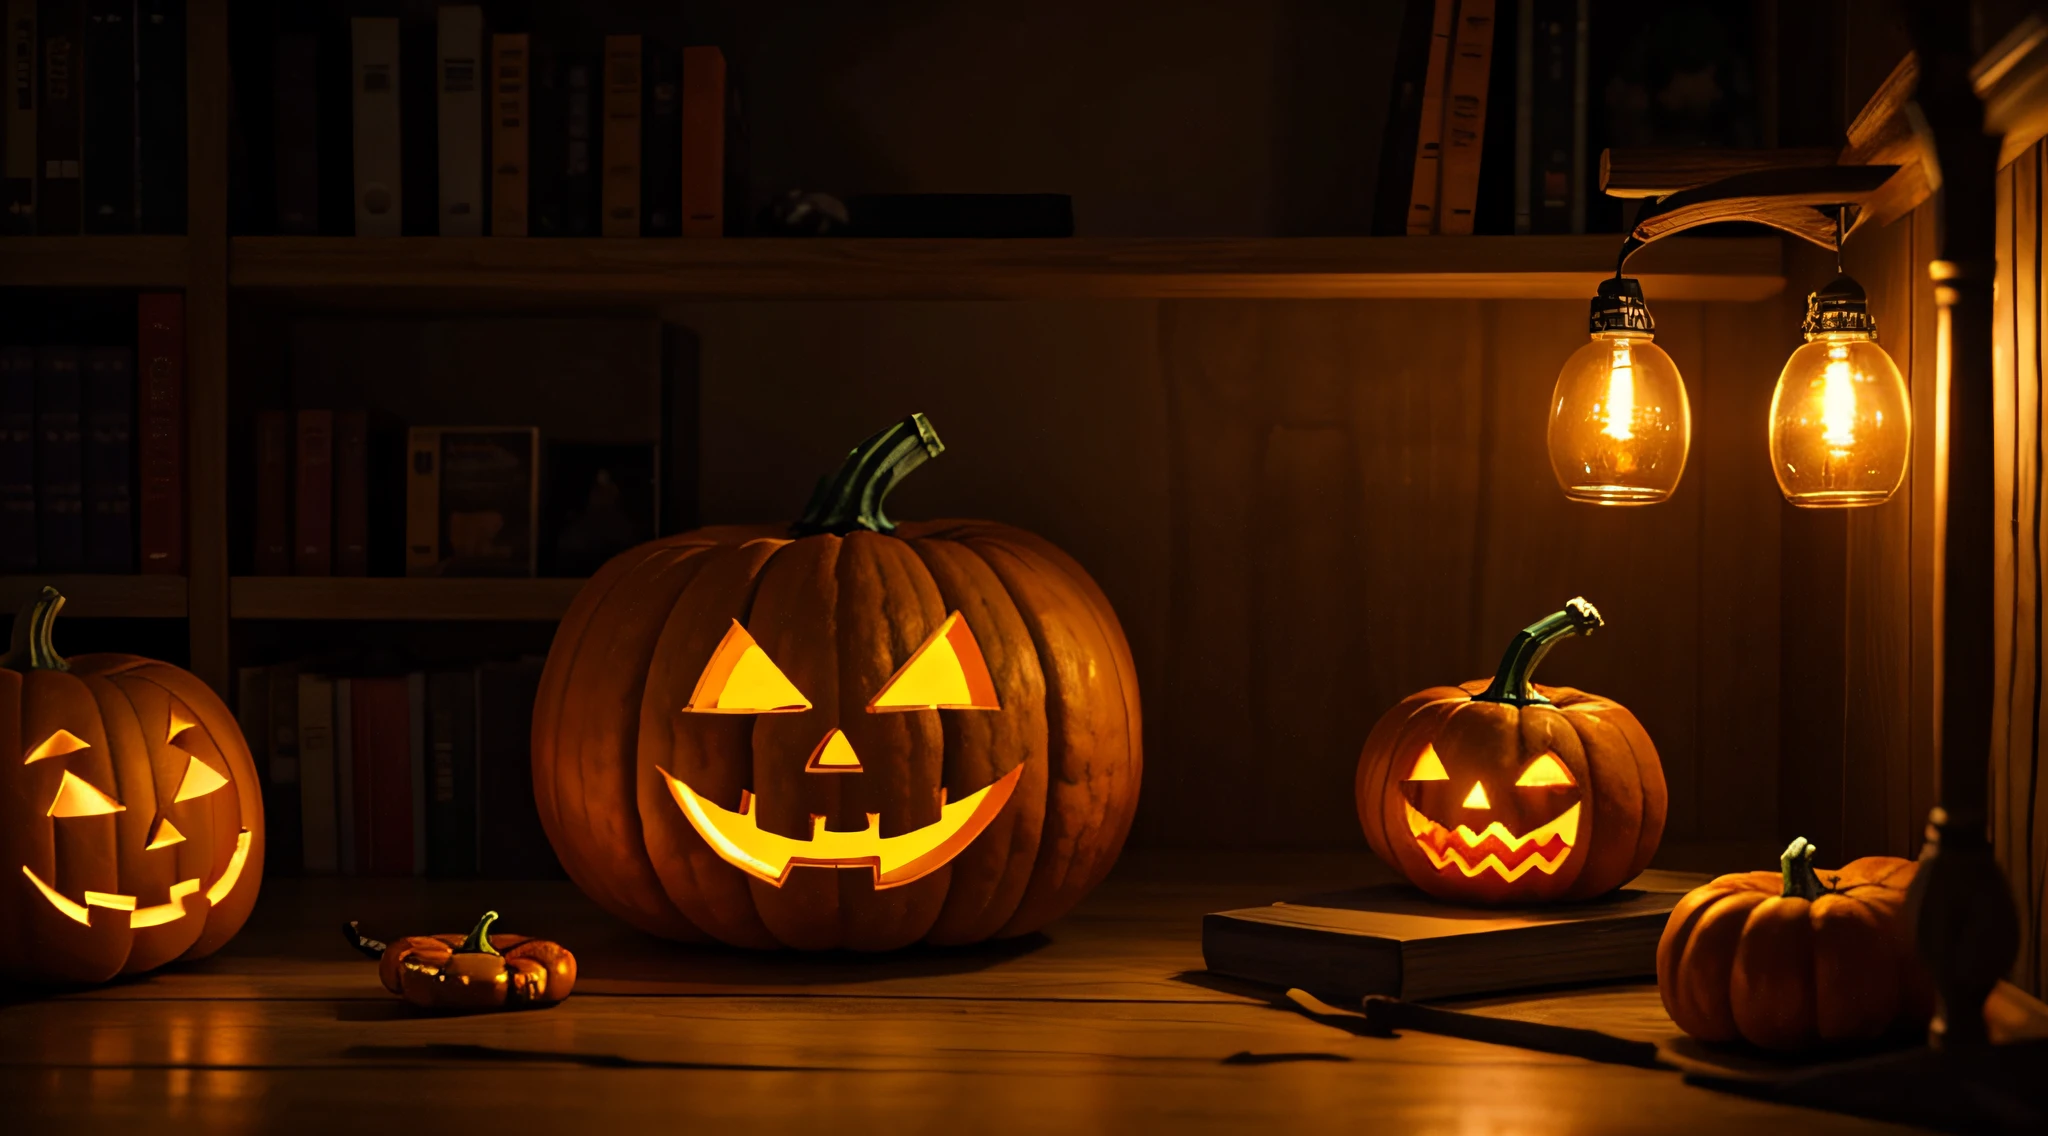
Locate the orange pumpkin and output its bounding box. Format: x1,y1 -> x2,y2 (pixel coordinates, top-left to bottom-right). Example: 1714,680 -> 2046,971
1658,837 -> 1933,1050
0,588 -> 264,983
533,415 -> 1141,950
1355,599 -> 1666,904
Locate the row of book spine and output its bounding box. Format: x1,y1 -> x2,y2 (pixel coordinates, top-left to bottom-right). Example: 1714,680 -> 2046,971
2,0 -> 186,235
236,659 -> 560,879
253,409 -> 371,577
0,292 -> 182,573
313,10 -> 727,238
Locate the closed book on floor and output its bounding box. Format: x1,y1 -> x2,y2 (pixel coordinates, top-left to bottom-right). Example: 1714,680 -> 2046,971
1436,0 -> 1498,235
294,409 -> 333,575
351,17 -> 401,236
1202,871 -> 1706,1003
425,669 -> 478,877
490,33 -> 528,235
252,409 -> 291,574
436,6 -> 483,236
678,45 -> 724,237
135,0 -> 184,233
34,345 -> 82,571
600,34 -> 639,236
35,0 -> 80,234
298,672 -> 338,874
3,0 -> 34,232
0,345 -> 35,570
81,345 -> 132,571
80,0 -> 132,233
137,292 -> 182,573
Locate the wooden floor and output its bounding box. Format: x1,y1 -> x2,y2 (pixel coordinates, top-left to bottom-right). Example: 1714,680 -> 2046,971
2,852 -> 1923,1134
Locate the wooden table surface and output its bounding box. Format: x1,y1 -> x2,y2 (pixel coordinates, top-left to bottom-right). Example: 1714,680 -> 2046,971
2,851 -> 1922,1135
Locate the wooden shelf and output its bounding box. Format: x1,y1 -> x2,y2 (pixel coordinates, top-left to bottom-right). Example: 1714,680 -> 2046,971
231,576 -> 586,621
0,575 -> 188,618
228,235 -> 1786,302
0,236 -> 190,288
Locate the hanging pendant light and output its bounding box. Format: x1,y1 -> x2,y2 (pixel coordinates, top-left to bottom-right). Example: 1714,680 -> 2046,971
1547,276 -> 1692,505
1767,215 -> 1910,507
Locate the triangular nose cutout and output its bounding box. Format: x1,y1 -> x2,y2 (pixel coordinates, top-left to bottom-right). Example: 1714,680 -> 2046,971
1462,781 -> 1492,809
805,729 -> 863,773
146,816 -> 187,850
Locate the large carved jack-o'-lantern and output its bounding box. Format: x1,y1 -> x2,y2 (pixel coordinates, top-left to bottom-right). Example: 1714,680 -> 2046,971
534,415 -> 1141,950
1354,598 -> 1666,905
0,588 -> 264,983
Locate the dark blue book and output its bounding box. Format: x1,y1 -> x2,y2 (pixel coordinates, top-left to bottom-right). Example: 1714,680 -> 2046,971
81,0 -> 135,234
36,0 -> 82,234
0,347 -> 37,572
34,345 -> 83,571
640,42 -> 679,236
82,346 -> 133,572
425,669 -> 477,877
136,0 -> 187,234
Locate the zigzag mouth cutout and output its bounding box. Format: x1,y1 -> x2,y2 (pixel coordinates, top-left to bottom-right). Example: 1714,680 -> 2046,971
1405,801 -> 1579,883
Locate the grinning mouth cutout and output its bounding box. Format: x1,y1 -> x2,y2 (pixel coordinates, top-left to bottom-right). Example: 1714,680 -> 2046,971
1404,802 -> 1580,883
21,829 -> 254,928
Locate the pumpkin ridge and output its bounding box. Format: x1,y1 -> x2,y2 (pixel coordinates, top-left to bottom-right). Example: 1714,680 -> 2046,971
81,673 -> 199,972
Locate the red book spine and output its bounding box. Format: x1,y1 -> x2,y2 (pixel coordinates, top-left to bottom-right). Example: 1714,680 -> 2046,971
253,410 -> 291,574
137,293 -> 184,574
679,46 -> 725,237
354,677 -> 413,876
294,409 -> 333,575
334,410 -> 369,576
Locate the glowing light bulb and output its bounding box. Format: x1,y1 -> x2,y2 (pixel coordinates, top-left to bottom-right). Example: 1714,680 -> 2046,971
1548,277 -> 1690,505
1769,276 -> 1910,508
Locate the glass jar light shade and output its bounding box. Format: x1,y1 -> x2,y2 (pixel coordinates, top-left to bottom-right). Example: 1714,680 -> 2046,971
1768,331 -> 1910,507
1547,331 -> 1692,505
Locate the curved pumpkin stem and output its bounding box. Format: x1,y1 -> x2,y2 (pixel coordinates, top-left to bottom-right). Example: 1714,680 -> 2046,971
1473,597 -> 1602,706
792,414 -> 945,536
456,910 -> 504,957
1,586 -> 70,673
1780,837 -> 1824,901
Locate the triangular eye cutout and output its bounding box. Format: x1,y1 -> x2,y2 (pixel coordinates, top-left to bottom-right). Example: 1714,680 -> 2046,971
48,770 -> 125,817
685,620 -> 812,714
167,705 -> 199,745
1407,745 -> 1449,781
172,754 -> 231,802
25,729 -> 91,764
868,612 -> 1000,712
1515,753 -> 1575,787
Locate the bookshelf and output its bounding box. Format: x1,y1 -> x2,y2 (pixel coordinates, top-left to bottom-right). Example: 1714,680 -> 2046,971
0,237 -> 191,288
0,576 -> 188,619
231,577 -> 584,621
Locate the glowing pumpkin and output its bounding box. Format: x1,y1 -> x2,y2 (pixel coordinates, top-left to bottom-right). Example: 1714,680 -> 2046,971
0,588 -> 263,983
1354,598 -> 1666,904
533,415 -> 1141,950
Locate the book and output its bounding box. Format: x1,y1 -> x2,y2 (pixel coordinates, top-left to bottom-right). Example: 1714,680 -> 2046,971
137,292 -> 181,573
408,671 -> 426,878
1525,0 -> 1584,234
641,41 -> 678,236
1405,0 -> 1455,235
1513,0 -> 1532,234
33,345 -> 81,571
35,0 -> 79,233
81,345 -> 132,571
252,409 -> 290,573
1372,0 -> 1440,236
350,675 -> 414,877
436,6 -> 482,236
562,51 -> 596,235
490,33 -> 527,236
273,34 -> 320,235
405,426 -> 539,577
542,441 -> 656,576
293,409 -> 332,575
264,661 -> 302,875
234,663 -> 269,802
298,672 -> 337,874
334,409 -> 367,576
79,0 -> 132,233
334,677 -> 354,873
3,0 -> 33,232
476,660 -> 558,878
0,345 -> 34,570
600,34 -> 639,237
1437,0 -> 1497,236
526,41 -> 564,235
678,45 -> 725,238
134,0 -> 183,233
425,669 -> 477,877
1201,872 -> 1707,1003
351,17 -> 401,236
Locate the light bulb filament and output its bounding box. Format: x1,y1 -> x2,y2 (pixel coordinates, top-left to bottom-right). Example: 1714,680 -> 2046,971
1821,345 -> 1856,448
1602,344 -> 1636,442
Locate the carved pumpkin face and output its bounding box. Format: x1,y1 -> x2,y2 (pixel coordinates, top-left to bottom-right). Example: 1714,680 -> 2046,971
0,589 -> 265,983
1355,600 -> 1667,905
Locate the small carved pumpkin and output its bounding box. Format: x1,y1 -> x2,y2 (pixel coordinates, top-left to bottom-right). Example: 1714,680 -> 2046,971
0,589 -> 264,983
534,415 -> 1141,950
1658,838 -> 1933,1051
1354,599 -> 1666,904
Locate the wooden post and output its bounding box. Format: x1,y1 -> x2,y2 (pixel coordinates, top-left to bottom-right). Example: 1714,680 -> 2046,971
185,0 -> 231,693
1901,0 -> 2021,1051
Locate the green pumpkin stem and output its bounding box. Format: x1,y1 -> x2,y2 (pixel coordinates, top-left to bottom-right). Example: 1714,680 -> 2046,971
1473,597 -> 1603,706
1,587 -> 71,673
456,910 -> 504,956
1780,837 -> 1825,901
792,414 -> 945,536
